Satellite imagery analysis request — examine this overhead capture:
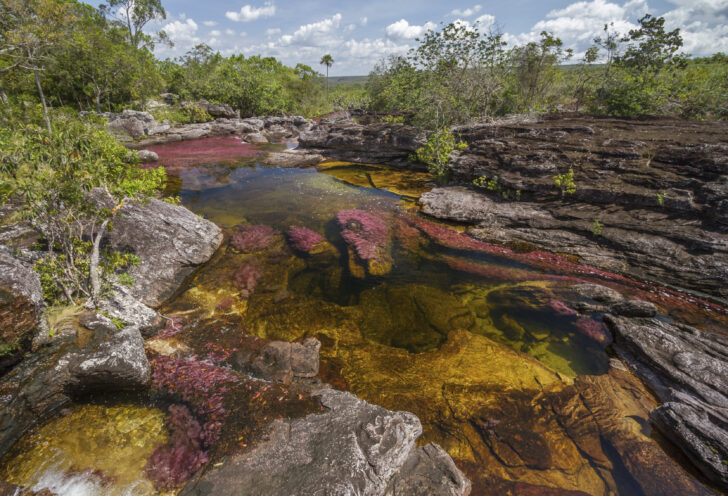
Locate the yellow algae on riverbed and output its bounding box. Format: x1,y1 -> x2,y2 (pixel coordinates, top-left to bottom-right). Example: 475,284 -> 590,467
1,404 -> 168,495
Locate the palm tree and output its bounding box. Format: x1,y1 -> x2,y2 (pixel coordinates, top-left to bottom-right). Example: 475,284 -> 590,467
320,54 -> 334,97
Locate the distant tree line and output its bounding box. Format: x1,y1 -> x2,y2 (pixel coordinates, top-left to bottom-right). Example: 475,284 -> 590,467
367,15 -> 728,129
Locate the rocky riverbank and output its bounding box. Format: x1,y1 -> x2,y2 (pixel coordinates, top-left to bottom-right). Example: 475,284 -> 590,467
296,112 -> 728,492
0,177 -> 470,494
299,114 -> 728,305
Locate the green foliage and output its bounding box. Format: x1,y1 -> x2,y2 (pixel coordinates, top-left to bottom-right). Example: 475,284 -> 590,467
553,168 -> 576,195
657,192 -> 666,206
382,115 -> 405,124
473,175 -> 522,200
591,219 -> 603,236
368,21 -> 509,128
150,103 -> 212,124
411,128 -> 467,177
0,111 -> 165,305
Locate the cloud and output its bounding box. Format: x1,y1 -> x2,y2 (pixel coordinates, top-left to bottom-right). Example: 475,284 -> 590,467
266,28 -> 281,36
385,19 -> 437,40
210,29 -> 221,36
162,18 -> 200,45
360,17 -> 368,26
473,14 -> 495,29
225,2 -> 276,22
225,29 -> 235,35
451,5 -> 482,17
202,20 -> 217,27
279,13 -> 342,47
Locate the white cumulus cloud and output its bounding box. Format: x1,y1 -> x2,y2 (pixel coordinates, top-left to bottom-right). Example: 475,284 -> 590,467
451,5 -> 482,17
279,13 -> 342,47
385,19 -> 437,41
266,28 -> 281,36
225,2 -> 276,22
202,20 -> 217,27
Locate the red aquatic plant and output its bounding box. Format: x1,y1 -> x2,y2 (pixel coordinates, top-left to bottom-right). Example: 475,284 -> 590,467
547,300 -> 578,317
336,209 -> 389,261
287,227 -> 325,253
574,317 -> 611,346
150,355 -> 237,448
142,135 -> 259,172
230,224 -> 278,252
145,404 -> 209,490
233,263 -> 263,296
157,315 -> 185,339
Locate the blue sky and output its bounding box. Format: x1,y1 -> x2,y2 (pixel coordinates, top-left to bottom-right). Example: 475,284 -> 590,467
97,0 -> 728,74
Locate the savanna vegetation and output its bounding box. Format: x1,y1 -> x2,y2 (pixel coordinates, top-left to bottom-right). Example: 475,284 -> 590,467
367,15 -> 728,129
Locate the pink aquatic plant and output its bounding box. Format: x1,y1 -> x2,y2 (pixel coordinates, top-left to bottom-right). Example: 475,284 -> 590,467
336,209 -> 389,261
230,224 -> 278,253
142,136 -> 259,172
157,315 -> 185,339
150,355 -> 238,448
547,300 -> 579,317
574,317 -> 611,346
233,263 -> 263,296
145,404 -> 209,490
287,227 -> 325,253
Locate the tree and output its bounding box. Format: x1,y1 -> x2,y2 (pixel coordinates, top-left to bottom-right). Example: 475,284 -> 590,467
102,0 -> 167,49
509,31 -> 572,111
0,113 -> 165,306
320,54 -> 334,96
0,0 -> 76,131
616,14 -> 684,81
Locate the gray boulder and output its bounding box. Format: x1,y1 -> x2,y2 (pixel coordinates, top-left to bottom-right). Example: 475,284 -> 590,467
180,389 -> 423,496
196,100 -> 238,119
99,283 -> 163,335
138,149 -> 159,163
261,150 -> 324,168
106,197 -> 223,307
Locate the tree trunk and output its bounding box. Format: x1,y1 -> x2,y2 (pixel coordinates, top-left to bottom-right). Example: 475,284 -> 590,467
326,66 -> 329,97
34,69 -> 51,132
89,218 -> 110,307
0,80 -> 8,105
96,90 -> 102,113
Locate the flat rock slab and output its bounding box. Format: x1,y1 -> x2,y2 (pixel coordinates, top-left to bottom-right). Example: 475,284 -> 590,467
180,389 -> 428,496
605,315 -> 728,488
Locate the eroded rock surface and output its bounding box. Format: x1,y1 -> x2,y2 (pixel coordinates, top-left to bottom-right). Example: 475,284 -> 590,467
605,315 -> 728,488
0,252 -> 47,372
106,197 -> 223,307
0,319 -> 150,458
421,185 -> 728,303
180,389 -> 469,496
299,119 -> 427,167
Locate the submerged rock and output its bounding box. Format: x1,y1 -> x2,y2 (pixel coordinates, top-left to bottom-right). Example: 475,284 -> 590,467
385,443 -> 472,496
234,337 -> 321,384
336,209 -> 393,277
605,315 -> 728,488
179,389 -> 469,496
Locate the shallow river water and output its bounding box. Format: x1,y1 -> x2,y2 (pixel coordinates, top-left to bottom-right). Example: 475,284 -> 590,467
3,135 -> 726,495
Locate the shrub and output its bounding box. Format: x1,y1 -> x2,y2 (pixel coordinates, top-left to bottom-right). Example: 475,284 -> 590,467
553,168 -> 576,196
411,128 -> 467,177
